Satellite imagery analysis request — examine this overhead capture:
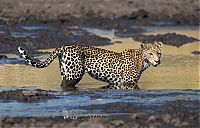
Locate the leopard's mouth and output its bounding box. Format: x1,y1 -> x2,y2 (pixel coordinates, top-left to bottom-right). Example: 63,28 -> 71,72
152,60 -> 160,67
152,63 -> 159,67
146,59 -> 160,67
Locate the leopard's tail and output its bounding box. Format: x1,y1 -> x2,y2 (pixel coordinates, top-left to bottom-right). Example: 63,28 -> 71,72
18,47 -> 62,68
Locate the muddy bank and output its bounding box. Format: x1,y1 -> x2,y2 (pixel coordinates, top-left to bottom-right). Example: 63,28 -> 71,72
0,23 -> 113,54
0,55 -> 7,59
192,51 -> 200,55
0,0 -> 199,25
0,89 -> 55,102
132,33 -> 199,47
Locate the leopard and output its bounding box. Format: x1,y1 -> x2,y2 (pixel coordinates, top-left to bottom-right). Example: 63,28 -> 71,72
18,42 -> 162,91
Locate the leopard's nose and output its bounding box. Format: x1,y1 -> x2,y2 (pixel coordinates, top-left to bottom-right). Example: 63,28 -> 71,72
155,60 -> 160,65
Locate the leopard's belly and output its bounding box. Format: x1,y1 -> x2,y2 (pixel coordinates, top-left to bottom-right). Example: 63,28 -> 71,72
85,57 -> 123,85
87,70 -> 123,85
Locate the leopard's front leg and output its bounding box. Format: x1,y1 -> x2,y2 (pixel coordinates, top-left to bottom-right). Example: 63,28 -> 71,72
101,82 -> 139,90
122,69 -> 141,90
134,84 -> 140,89
100,84 -> 121,89
122,82 -> 140,90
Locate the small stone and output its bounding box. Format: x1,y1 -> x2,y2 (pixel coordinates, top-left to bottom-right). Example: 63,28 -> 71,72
147,115 -> 157,122
131,113 -> 143,120
77,122 -> 104,128
22,91 -> 38,96
129,9 -> 149,19
110,120 -> 125,126
0,55 -> 8,59
163,114 -> 171,123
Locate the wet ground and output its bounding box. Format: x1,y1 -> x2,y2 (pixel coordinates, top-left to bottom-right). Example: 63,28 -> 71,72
0,0 -> 199,127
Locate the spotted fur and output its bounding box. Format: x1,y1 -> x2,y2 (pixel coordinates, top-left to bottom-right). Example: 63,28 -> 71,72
18,42 -> 162,90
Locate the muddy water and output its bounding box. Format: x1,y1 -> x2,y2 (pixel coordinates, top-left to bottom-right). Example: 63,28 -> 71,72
0,26 -> 199,90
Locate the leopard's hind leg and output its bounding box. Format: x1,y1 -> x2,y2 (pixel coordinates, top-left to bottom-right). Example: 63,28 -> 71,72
58,50 -> 85,91
60,77 -> 83,91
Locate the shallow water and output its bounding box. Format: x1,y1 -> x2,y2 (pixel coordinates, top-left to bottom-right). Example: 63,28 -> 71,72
0,89 -> 199,117
0,25 -> 199,90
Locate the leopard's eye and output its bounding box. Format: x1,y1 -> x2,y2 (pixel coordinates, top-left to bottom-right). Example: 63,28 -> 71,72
149,53 -> 153,56
157,52 -> 161,55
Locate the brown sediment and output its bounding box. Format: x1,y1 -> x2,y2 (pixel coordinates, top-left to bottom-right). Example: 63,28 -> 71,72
0,0 -> 199,25
0,26 -> 112,54
0,55 -> 8,59
0,89 -> 56,102
0,110 -> 199,128
132,33 -> 199,47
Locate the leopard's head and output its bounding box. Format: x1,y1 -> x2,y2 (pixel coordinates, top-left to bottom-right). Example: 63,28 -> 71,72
141,42 -> 162,67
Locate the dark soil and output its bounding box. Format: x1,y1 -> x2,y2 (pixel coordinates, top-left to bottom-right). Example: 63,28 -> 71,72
0,0 -> 199,25
0,23 -> 112,54
0,89 -> 56,102
0,108 -> 199,128
192,51 -> 200,55
132,33 -> 199,47
0,55 -> 7,59
83,99 -> 200,115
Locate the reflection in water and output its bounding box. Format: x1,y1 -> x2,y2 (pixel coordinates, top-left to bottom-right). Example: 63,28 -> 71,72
10,32 -> 37,38
0,27 -> 199,90
21,25 -> 50,30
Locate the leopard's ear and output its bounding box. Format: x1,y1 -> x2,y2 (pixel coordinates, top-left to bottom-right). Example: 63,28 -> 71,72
140,43 -> 145,48
154,42 -> 162,47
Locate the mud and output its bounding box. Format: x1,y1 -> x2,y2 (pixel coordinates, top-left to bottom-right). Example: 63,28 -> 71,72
0,23 -> 112,54
192,51 -> 200,55
0,55 -> 7,59
0,113 -> 198,128
132,33 -> 199,47
0,89 -> 55,102
0,0 -> 199,25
